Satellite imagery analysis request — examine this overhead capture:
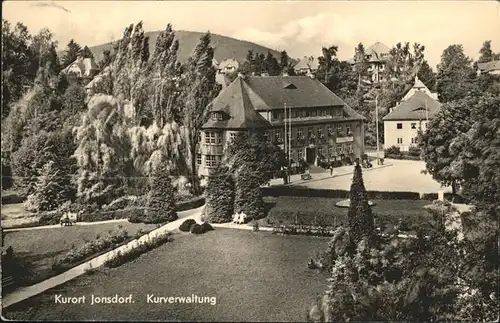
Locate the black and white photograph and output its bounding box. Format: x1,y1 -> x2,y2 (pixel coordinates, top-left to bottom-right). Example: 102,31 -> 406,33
1,0 -> 499,321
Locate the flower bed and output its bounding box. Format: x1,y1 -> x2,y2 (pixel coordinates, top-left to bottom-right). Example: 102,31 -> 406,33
50,228 -> 153,274
103,231 -> 173,268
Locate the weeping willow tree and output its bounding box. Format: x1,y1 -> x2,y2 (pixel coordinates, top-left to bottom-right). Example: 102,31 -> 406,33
128,120 -> 189,194
73,94 -> 135,208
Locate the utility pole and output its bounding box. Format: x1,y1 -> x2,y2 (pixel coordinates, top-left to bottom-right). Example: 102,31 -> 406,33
284,102 -> 288,184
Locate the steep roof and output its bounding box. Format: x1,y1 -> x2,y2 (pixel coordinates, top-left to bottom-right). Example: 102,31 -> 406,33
477,60 -> 500,73
294,56 -> 319,71
366,42 -> 391,62
243,76 -> 354,110
203,75 -> 364,129
219,58 -> 239,69
383,91 -> 441,121
202,77 -> 271,129
62,57 -> 99,77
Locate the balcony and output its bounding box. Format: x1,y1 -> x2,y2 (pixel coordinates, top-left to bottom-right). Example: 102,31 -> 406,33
200,144 -> 224,155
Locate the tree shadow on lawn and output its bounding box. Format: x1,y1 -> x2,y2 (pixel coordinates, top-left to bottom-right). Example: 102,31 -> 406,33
3,249 -> 68,287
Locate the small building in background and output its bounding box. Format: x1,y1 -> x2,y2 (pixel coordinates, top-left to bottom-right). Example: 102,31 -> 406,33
476,60 -> 500,75
401,75 -> 438,102
218,58 -> 240,74
383,91 -> 441,152
60,55 -> 100,82
293,56 -> 318,76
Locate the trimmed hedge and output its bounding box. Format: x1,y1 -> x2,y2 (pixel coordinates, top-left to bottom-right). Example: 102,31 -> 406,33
261,187 -> 421,200
386,154 -> 421,161
1,194 -> 23,205
175,196 -> 205,212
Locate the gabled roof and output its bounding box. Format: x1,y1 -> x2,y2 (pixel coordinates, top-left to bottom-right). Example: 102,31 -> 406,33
294,56 -> 319,71
202,75 -> 364,129
477,60 -> 500,73
413,75 -> 427,89
366,42 -> 391,62
383,91 -> 441,121
62,57 -> 99,77
202,77 -> 271,129
219,58 -> 239,69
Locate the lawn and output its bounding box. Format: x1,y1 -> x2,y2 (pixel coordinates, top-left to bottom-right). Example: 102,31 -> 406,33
1,203 -> 39,228
3,222 -> 157,286
3,228 -> 331,322
261,196 -> 433,231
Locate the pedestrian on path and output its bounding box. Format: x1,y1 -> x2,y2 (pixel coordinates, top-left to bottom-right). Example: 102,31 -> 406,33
330,165 -> 333,176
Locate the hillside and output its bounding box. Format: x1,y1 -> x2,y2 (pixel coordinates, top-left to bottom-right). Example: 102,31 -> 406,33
85,30 -> 285,64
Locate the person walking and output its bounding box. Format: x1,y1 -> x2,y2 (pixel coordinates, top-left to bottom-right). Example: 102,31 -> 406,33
330,165 -> 333,176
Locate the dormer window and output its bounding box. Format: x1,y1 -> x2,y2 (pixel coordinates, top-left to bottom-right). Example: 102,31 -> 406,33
211,112 -> 223,121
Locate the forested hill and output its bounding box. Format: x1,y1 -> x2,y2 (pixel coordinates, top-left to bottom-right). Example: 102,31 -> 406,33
87,30 -> 285,63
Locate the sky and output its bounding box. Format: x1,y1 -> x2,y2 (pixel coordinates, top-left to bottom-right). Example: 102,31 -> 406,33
3,0 -> 500,69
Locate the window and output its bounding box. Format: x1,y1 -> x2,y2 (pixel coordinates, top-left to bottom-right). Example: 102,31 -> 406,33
346,126 -> 352,136
205,155 -> 217,167
229,132 -> 236,141
297,128 -> 304,139
272,111 -> 280,120
318,127 -> 323,138
337,126 -> 344,136
275,131 -> 281,142
298,150 -> 304,160
318,147 -> 323,157
411,123 -> 416,129
292,110 -> 299,118
397,138 -> 403,144
329,147 -> 335,157
328,126 -> 333,136
264,131 -> 269,142
311,110 -> 317,117
308,127 -> 313,138
197,154 -> 202,165
346,144 -> 353,153
337,146 -> 343,154
211,112 -> 223,121
205,132 -> 215,144
397,123 -> 403,129
411,137 -> 418,144
205,131 -> 221,144
321,109 -> 327,117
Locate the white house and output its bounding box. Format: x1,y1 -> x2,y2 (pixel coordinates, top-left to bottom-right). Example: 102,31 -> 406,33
401,75 -> 438,102
383,91 -> 441,152
218,58 -> 239,74
61,56 -> 100,80
294,56 -> 318,76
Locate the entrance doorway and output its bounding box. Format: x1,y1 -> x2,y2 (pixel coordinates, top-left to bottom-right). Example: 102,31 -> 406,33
305,147 -> 316,164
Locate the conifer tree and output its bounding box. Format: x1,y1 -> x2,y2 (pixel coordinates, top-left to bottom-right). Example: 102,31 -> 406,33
234,164 -> 265,221
347,162 -> 374,244
145,159 -> 178,223
204,165 -> 235,223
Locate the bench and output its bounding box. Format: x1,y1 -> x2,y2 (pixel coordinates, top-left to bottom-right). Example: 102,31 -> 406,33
301,173 -> 312,180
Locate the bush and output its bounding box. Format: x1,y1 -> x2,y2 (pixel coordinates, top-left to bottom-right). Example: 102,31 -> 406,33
261,186 -> 421,200
189,223 -> 205,234
179,219 -> 197,232
408,146 -> 421,157
176,196 -> 205,211
200,222 -> 214,232
384,145 -> 401,156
